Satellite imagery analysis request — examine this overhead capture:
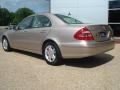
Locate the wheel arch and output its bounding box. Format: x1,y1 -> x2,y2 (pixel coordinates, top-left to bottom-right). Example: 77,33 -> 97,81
2,35 -> 11,47
42,39 -> 62,57
2,35 -> 7,40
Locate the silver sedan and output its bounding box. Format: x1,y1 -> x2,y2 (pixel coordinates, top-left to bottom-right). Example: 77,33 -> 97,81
2,13 -> 115,65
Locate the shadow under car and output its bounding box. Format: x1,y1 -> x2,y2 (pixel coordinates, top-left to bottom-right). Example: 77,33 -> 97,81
12,49 -> 114,68
64,54 -> 114,68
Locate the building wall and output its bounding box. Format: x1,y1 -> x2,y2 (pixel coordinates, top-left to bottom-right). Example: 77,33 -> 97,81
51,0 -> 108,24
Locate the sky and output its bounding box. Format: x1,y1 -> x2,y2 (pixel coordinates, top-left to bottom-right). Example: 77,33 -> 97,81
0,0 -> 50,13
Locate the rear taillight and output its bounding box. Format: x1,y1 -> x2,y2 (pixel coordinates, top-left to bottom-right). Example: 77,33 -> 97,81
74,27 -> 94,41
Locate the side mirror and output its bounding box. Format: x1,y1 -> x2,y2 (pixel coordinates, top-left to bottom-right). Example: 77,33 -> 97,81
9,25 -> 16,30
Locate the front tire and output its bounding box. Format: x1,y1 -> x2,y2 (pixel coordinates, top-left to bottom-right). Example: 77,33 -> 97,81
2,37 -> 11,51
43,42 -> 62,66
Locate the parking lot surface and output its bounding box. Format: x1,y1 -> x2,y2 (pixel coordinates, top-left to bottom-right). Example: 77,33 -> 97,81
0,43 -> 120,90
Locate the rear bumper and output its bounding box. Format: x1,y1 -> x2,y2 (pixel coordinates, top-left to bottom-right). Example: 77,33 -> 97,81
60,40 -> 115,59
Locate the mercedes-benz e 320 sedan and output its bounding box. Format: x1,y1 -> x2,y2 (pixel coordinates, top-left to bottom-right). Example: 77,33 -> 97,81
2,13 -> 115,65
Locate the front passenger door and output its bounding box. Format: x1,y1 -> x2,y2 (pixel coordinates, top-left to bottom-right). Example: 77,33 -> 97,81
10,16 -> 34,50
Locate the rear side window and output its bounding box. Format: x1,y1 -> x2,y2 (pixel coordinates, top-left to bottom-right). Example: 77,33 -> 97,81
32,15 -> 51,28
55,14 -> 83,24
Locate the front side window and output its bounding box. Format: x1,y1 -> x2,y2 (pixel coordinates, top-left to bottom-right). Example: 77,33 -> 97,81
55,14 -> 83,24
32,15 -> 51,28
18,16 -> 34,30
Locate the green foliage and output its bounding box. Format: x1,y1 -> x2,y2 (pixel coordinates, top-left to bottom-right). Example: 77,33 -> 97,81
0,8 -> 10,26
13,7 -> 34,24
9,12 -> 15,24
0,7 -> 35,26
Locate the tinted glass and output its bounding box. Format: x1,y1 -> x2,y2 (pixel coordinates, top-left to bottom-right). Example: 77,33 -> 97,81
55,14 -> 83,24
108,0 -> 120,37
32,15 -> 51,28
109,0 -> 120,9
18,16 -> 34,30
109,10 -> 120,23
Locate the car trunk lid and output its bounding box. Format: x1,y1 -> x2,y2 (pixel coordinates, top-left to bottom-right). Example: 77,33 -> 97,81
86,25 -> 113,42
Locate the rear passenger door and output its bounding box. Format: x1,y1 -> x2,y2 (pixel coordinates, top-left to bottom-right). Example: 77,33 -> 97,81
29,15 -> 52,52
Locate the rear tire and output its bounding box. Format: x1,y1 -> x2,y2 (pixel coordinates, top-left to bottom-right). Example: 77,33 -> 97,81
43,42 -> 62,66
2,37 -> 11,51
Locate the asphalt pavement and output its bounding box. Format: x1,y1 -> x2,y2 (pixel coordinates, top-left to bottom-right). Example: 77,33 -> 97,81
0,43 -> 120,90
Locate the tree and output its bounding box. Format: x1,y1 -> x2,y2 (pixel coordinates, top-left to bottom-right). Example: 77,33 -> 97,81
9,12 -> 15,24
13,7 -> 34,24
0,8 -> 10,26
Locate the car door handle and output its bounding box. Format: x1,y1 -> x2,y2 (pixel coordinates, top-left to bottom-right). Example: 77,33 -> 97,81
41,30 -> 47,33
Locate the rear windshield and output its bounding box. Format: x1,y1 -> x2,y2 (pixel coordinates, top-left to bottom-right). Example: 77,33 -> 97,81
55,14 -> 83,24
